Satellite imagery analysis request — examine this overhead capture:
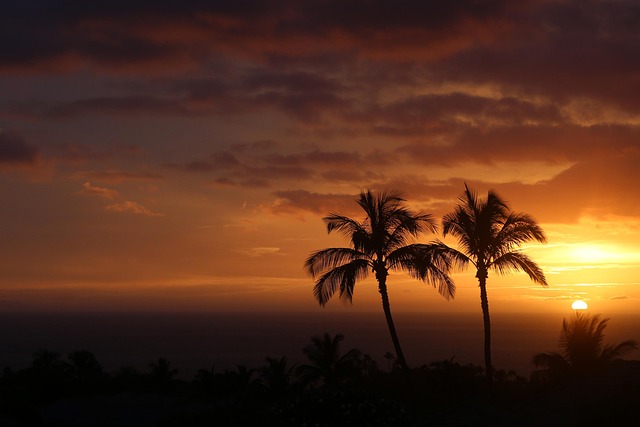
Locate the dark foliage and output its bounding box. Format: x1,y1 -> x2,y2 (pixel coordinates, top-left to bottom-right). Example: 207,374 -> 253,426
0,331 -> 637,426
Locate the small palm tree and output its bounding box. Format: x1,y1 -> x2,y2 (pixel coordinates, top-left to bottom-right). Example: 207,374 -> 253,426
305,190 -> 455,372
383,351 -> 395,373
442,184 -> 547,385
297,332 -> 361,388
533,312 -> 637,381
261,356 -> 295,394
149,357 -> 178,391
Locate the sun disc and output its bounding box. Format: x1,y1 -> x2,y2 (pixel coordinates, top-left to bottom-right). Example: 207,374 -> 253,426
571,300 -> 588,310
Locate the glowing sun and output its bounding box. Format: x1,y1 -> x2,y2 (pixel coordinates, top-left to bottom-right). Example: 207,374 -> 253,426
571,300 -> 588,310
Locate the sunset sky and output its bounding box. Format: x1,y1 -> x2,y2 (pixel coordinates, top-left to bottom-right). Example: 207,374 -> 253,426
1,0 -> 639,315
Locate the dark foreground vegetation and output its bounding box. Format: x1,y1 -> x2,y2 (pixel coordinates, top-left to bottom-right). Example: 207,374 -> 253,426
1,328 -> 639,427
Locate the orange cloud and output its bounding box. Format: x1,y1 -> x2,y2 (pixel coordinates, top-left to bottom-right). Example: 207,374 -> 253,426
105,201 -> 164,217
81,182 -> 119,200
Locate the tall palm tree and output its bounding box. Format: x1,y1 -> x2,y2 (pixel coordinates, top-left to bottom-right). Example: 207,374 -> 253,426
533,312 -> 637,381
442,183 -> 547,385
305,190 -> 455,372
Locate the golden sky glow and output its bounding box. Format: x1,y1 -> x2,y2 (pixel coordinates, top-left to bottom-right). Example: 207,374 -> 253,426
1,1 -> 640,314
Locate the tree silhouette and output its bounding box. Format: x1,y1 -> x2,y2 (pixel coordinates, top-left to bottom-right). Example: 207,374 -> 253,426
31,349 -> 69,374
305,190 -> 455,372
442,184 -> 547,385
68,350 -> 105,393
149,357 -> 178,391
533,312 -> 638,381
297,332 -> 361,389
261,356 -> 295,395
68,350 -> 104,380
383,351 -> 395,373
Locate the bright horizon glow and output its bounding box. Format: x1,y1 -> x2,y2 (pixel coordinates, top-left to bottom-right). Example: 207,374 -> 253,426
571,300 -> 588,310
571,244 -> 622,264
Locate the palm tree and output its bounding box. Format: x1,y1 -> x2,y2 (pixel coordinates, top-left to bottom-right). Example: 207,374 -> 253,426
261,356 -> 295,394
383,351 -> 395,373
297,332 -> 361,388
68,350 -> 104,381
305,190 -> 455,372
442,183 -> 547,385
533,312 -> 637,381
149,357 -> 178,391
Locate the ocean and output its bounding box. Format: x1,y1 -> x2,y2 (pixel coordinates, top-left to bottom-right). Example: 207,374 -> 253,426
1,311 -> 638,379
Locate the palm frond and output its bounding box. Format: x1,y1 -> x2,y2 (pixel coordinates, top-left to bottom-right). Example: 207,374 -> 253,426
532,351 -> 568,369
312,259 -> 370,306
323,214 -> 364,238
386,211 -> 437,252
323,214 -> 373,253
442,205 -> 476,256
304,247 -> 366,278
599,340 -> 638,364
444,184 -> 515,260
560,313 -> 606,367
387,242 -> 459,300
491,251 -> 548,286
358,190 -> 405,232
495,212 -> 547,251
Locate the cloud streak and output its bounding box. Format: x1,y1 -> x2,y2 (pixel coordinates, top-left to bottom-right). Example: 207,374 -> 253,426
105,200 -> 164,217
80,182 -> 164,217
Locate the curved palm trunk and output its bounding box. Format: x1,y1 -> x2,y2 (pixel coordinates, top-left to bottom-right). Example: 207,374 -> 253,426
376,270 -> 408,373
478,274 -> 493,387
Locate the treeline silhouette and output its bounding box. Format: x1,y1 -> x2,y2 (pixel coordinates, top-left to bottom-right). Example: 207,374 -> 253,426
0,335 -> 506,426
1,315 -> 638,426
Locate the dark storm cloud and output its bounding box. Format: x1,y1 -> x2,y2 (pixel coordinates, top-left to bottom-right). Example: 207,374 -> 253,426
167,149 -> 315,187
0,0 -> 510,71
266,150 -> 361,167
51,143 -> 142,163
18,68 -> 349,121
0,130 -> 39,164
272,147 -> 640,221
433,1 -> 640,111
73,170 -> 163,184
46,96 -> 196,118
165,151 -> 239,173
270,190 -> 360,216
3,0 -> 640,203
397,124 -> 640,166
3,0 -> 639,106
4,0 -> 638,135
353,93 -> 565,137
168,147 -> 377,187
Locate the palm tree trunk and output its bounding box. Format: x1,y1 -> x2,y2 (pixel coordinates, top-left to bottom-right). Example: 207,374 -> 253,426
478,276 -> 493,387
376,274 -> 408,372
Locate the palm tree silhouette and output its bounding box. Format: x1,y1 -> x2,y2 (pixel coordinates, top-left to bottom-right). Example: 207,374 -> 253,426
68,350 -> 104,381
149,357 -> 178,391
261,356 -> 295,395
305,190 -> 456,372
533,312 -> 637,381
297,332 -> 361,389
442,184 -> 547,385
383,351 -> 395,372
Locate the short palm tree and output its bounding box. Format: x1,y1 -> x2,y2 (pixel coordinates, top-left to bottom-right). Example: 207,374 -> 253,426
261,356 -> 295,394
442,184 -> 547,385
533,312 -> 637,381
297,332 -> 361,388
305,190 -> 455,372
